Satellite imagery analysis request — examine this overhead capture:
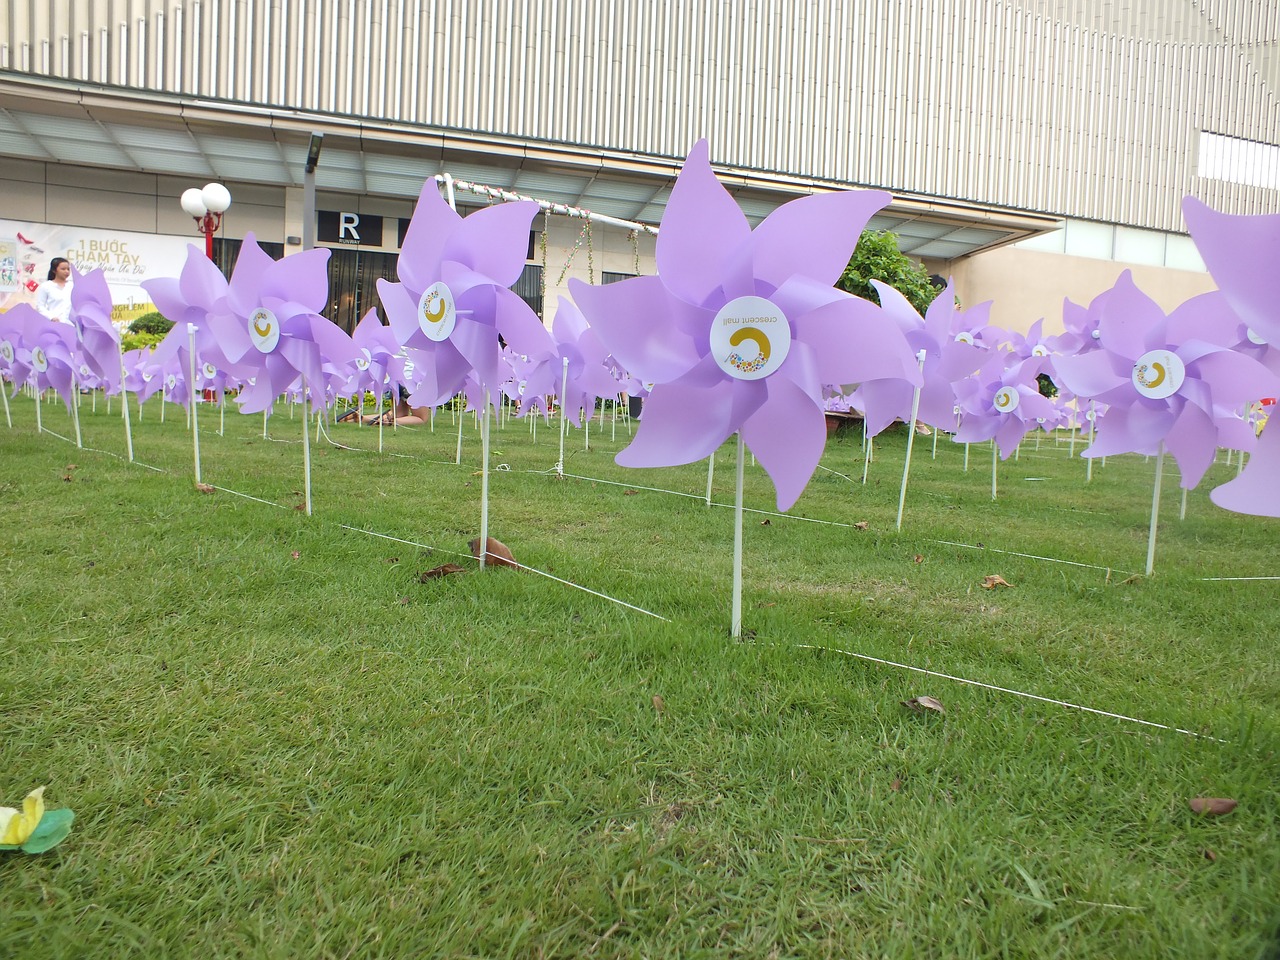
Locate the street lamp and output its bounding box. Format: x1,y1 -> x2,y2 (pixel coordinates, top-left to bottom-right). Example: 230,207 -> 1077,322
180,182 -> 232,261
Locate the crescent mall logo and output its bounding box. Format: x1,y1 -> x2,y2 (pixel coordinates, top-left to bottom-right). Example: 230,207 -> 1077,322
31,347 -> 47,372
248,307 -> 280,354
710,296 -> 791,381
1132,349 -> 1184,400
203,363 -> 217,378
992,386 -> 1020,414
955,331 -> 975,345
166,374 -> 177,389
1031,345 -> 1049,357
418,281 -> 457,342
356,348 -> 371,371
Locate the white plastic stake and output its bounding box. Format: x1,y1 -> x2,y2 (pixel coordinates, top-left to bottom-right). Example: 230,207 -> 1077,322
991,443 -> 999,501
0,380 -> 10,428
188,326 -> 202,484
119,354 -> 134,461
1179,486 -> 1187,521
731,432 -> 745,640
557,357 -> 570,475
455,395 -> 464,464
70,373 -> 83,448
896,350 -> 926,531
479,389 -> 491,570
1086,401 -> 1095,482
301,386 -> 313,516
1144,441 -> 1166,575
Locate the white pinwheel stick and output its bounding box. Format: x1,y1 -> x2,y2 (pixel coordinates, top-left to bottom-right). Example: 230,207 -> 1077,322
189,325 -> 202,485
731,432 -> 746,640
896,349 -> 928,531
1145,441 -> 1165,576
556,357 -> 569,477
479,387 -> 492,570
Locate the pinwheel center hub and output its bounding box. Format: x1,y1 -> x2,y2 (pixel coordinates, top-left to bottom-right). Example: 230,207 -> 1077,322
0,340 -> 12,363
710,296 -> 791,381
31,347 -> 48,373
1132,349 -> 1184,399
356,348 -> 371,371
992,386 -> 1020,414
418,282 -> 457,342
203,363 -> 218,379
1247,327 -> 1268,346
248,307 -> 281,354
955,331 -> 976,345
166,374 -> 177,389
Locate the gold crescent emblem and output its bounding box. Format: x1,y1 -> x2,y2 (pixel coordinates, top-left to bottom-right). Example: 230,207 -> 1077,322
727,327 -> 771,373
996,393 -> 1010,408
1138,362 -> 1166,389
253,316 -> 273,337
423,291 -> 447,323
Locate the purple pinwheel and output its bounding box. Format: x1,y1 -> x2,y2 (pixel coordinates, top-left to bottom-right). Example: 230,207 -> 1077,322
348,309 -> 408,403
1211,405 -> 1280,517
69,267 -> 125,394
570,140 -> 920,511
198,234 -> 356,413
0,307 -> 30,397
953,351 -> 1057,458
1053,271 -> 1279,490
377,182 -> 549,406
124,347 -> 166,404
509,297 -> 618,426
852,279 -> 986,437
11,304 -> 79,410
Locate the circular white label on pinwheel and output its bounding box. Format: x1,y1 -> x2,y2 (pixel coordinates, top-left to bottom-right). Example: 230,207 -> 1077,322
955,331 -> 975,345
31,346 -> 48,373
0,340 -> 13,364
1247,327 -> 1268,346
1090,329 -> 1101,340
356,348 -> 371,371
142,370 -> 154,382
203,362 -> 218,379
992,386 -> 1020,414
79,364 -> 91,376
1032,345 -> 1050,357
249,307 -> 280,354
166,374 -> 177,390
517,380 -> 527,396
418,282 -> 456,342
1086,409 -> 1096,422
710,296 -> 791,381
1132,349 -> 1184,400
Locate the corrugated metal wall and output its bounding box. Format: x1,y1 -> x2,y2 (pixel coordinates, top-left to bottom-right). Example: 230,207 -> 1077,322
2,0 -> 1278,230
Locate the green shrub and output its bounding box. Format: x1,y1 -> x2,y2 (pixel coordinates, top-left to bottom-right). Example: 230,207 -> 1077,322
129,311 -> 174,336
121,331 -> 166,353
837,230 -> 941,315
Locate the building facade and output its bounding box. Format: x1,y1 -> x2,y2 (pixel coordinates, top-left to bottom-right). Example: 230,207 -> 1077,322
2,0 -> 1278,330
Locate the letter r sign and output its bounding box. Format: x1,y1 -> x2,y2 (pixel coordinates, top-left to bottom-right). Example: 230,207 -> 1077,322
339,213 -> 361,241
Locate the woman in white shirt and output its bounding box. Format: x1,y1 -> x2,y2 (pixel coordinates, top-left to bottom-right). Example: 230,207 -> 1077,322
35,257 -> 73,323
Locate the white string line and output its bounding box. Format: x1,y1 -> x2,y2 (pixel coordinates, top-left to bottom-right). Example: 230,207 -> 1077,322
815,463 -> 859,485
39,427 -> 74,444
1199,576 -> 1280,582
339,524 -> 669,621
557,471 -> 858,528
790,643 -> 1225,741
927,538 -> 1140,577
210,484 -> 291,509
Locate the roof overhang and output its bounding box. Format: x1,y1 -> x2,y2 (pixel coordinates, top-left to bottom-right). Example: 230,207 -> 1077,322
0,72 -> 1061,259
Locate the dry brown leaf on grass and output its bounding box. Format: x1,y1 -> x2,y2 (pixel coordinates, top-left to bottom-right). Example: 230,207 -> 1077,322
1189,797 -> 1237,816
290,551 -> 300,560
195,482 -> 215,494
980,574 -> 1013,589
419,563 -> 466,581
652,695 -> 666,715
469,536 -> 519,569
890,778 -> 903,792
61,475 -> 73,482
760,519 -> 771,526
1203,849 -> 1217,862
854,521 -> 869,531
913,554 -> 924,564
623,489 -> 639,496
902,696 -> 945,715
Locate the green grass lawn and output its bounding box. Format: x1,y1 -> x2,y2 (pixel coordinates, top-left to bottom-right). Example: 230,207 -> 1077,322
2,392 -> 1278,959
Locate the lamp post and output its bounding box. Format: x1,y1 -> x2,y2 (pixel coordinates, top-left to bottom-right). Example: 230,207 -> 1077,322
180,182 -> 232,261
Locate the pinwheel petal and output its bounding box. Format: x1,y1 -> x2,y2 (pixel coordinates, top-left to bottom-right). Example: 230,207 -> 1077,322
398,180 -> 458,292
1164,403 -> 1218,490
856,379 -> 916,437
739,377 -> 828,511
443,200 -> 540,288
448,317 -> 500,396
1097,272 -> 1166,360
793,297 -> 919,386
262,248 -> 330,314
1188,348 -> 1280,409
750,190 -> 890,290
616,379 -> 738,468
1210,419 -> 1280,516
571,277 -> 705,383
376,278 -> 423,347
655,140 -> 751,308
226,234 -> 276,318
1184,196 -> 1280,346
493,286 -> 555,358
177,244 -> 228,313
1053,349 -> 1127,400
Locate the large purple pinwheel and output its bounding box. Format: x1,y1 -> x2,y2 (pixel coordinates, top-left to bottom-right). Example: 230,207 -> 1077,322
377,181 -> 549,406
12,304 -> 78,411
571,139 -> 920,511
1053,270 -> 1277,491
511,297 -> 617,426
852,279 -> 986,437
199,234 -> 356,413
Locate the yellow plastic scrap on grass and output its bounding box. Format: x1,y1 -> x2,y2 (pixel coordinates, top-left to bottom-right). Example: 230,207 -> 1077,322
0,785 -> 74,854
0,786 -> 45,845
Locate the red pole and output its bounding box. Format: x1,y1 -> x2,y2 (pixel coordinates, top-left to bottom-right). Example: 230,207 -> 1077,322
203,214 -> 216,260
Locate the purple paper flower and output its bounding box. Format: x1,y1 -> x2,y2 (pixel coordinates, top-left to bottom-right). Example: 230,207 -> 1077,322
571,140 -> 920,510
1053,271 -> 1279,489
69,267 -> 125,394
377,182 -> 548,406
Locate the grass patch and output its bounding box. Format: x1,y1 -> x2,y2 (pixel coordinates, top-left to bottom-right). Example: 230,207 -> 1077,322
2,394 -> 1278,959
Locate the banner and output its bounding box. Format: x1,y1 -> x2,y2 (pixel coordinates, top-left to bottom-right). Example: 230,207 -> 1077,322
0,219 -> 193,324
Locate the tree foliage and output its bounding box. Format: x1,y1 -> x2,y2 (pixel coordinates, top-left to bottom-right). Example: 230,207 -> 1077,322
837,230 -> 940,315
128,311 -> 174,336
